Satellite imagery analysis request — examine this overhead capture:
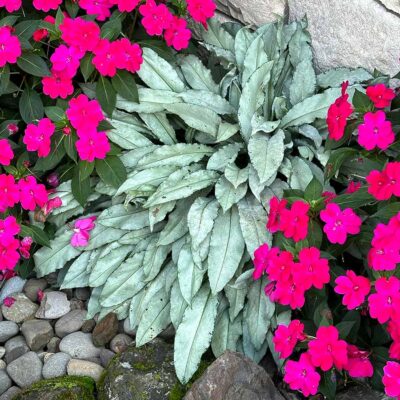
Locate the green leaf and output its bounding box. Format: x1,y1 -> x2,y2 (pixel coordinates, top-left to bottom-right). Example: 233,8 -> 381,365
15,20 -> 40,40
61,251 -> 91,289
242,34 -> 269,85
0,16 -> 19,27
317,67 -> 372,88
20,225 -> 50,247
319,370 -> 337,400
336,320 -> 356,339
63,133 -> 78,163
17,52 -> 50,77
352,88 -> 373,112
100,17 -> 121,40
35,136 -> 66,171
215,176 -> 247,212
371,202 -> 400,221
211,311 -> 242,357
19,88 -> 44,123
95,155 -> 127,188
80,53 -> 95,82
111,70 -> 139,102
307,220 -> 323,248
140,113 -> 177,145
71,165 -> 91,207
44,106 -> 65,122
79,160 -> 94,181
290,59 -> 316,105
332,186 -> 375,209
0,65 -> 10,95
304,177 -> 323,202
325,148 -> 358,180
96,76 -> 116,117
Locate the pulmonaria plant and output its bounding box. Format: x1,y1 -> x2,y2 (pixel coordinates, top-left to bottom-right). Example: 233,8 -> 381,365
254,78 -> 400,398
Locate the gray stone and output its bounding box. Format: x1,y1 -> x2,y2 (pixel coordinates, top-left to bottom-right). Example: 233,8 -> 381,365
109,334 -> 132,354
42,352 -> 71,379
92,313 -> 118,347
23,279 -> 47,302
0,322 -> 19,343
0,348 -> 4,360
75,288 -> 90,301
55,310 -> 87,338
184,351 -> 284,400
0,370 -> 11,396
97,339 -> 178,400
59,332 -> 101,360
99,349 -> 115,368
35,292 -> 71,319
46,337 -> 60,353
123,318 -> 136,336
0,386 -> 21,400
67,359 -> 104,382
7,352 -> 42,388
0,362 -> 5,370
1,294 -> 38,323
0,278 -> 26,303
81,319 -> 96,333
4,336 -> 29,364
336,386 -> 390,400
21,320 -> 53,351
159,324 -> 175,341
69,299 -> 85,311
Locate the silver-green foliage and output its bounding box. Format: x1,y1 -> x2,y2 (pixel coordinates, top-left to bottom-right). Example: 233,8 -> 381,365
34,19 -> 371,383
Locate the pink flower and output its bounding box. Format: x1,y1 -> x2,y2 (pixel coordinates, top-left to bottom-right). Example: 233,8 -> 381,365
78,0 -> 112,21
388,320 -> 400,359
32,0 -> 62,11
0,216 -> 20,243
334,270 -> 370,309
294,247 -> 330,290
112,38 -> 143,73
383,361 -> 400,399
42,69 -> 74,99
23,118 -> 55,158
279,200 -> 310,242
368,277 -> 400,323
266,196 -> 287,233
273,320 -> 305,359
71,216 -> 97,247
33,15 -> 55,42
266,250 -> 295,283
66,94 -> 104,131
322,191 -> 337,204
187,0 -> 216,28
0,0 -> 21,12
3,296 -> 15,307
7,123 -> 18,134
0,139 -> 13,166
270,276 -> 306,310
139,0 -> 173,36
0,26 -> 21,67
345,181 -> 361,194
0,237 -> 20,271
0,174 -> 19,212
19,236 -> 33,259
76,131 -> 110,162
366,84 -> 396,109
367,162 -> 400,200
46,173 -> 59,188
344,345 -> 373,378
111,0 -> 140,12
327,81 -> 353,141
283,353 -> 320,397
308,326 -> 348,371
37,289 -> 44,302
50,45 -> 82,78
252,243 -> 279,280
92,39 -> 118,77
320,203 -> 361,244
42,196 -> 63,216
164,17 -> 192,51
358,111 -> 394,151
18,176 -> 48,211
60,18 -> 100,53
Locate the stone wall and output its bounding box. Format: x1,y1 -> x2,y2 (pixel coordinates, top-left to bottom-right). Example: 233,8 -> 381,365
216,0 -> 400,75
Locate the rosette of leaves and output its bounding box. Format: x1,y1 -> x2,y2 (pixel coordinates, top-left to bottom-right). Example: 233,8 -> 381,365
34,19 -> 372,383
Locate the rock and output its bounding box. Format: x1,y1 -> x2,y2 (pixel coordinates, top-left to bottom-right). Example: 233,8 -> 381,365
123,318 -> 136,336
92,313 -> 118,347
289,0 -> 400,76
0,322 -> 19,343
0,277 -> 26,303
7,352 -> 42,388
97,339 -> 178,400
59,332 -> 101,360
110,333 -> 132,354
1,294 -> 38,323
4,336 -> 29,364
336,386 -> 390,400
23,279 -> 47,302
75,288 -> 90,301
81,319 -> 96,333
67,359 -> 104,382
46,337 -> 60,353
12,376 -> 95,400
69,299 -> 85,311
0,386 -> 21,400
159,324 -> 175,341
21,320 -> 53,351
55,310 -> 87,338
43,353 -> 54,363
0,362 -> 4,370
0,370 -> 11,396
184,351 -> 284,400
99,349 -> 115,368
35,292 -> 70,320
42,352 -> 71,379
0,348 -> 5,360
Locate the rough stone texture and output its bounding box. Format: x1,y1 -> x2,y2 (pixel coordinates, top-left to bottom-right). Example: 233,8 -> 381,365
336,386 -> 390,400
0,322 -> 19,343
0,278 -> 26,303
75,288 -> 90,301
0,370 -> 11,396
81,319 -> 96,333
13,376 -> 96,400
184,351 -> 284,400
67,359 -> 104,382
123,318 -> 136,336
109,333 -> 132,354
59,332 -> 101,360
7,352 -> 42,388
381,0 -> 400,14
46,337 -> 61,353
0,348 -> 4,360
4,336 -> 29,364
0,386 -> 21,400
21,320 -> 54,351
97,339 -> 178,400
23,279 -> 48,303
92,313 -> 119,347
99,349 -> 115,368
1,294 -> 38,323
55,310 -> 87,338
35,292 -> 71,319
42,352 -> 71,379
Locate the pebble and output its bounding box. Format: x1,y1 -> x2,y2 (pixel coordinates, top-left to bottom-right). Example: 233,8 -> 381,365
59,332 -> 101,359
43,352 -> 54,363
81,319 -> 96,333
0,361 -> 5,370
0,371 -> 10,396
46,337 -> 61,353
21,320 -> 54,351
23,279 -> 48,302
35,291 -> 71,319
1,294 -> 38,324
92,313 -> 118,347
7,352 -> 42,388
100,349 -> 115,368
0,322 -> 19,343
0,348 -> 4,359
55,310 -> 87,338
69,298 -> 85,311
123,318 -> 136,337
42,352 -> 71,379
0,278 -> 26,303
75,288 -> 90,301
67,359 -> 104,382
110,334 -> 132,354
0,386 -> 20,400
4,336 -> 29,364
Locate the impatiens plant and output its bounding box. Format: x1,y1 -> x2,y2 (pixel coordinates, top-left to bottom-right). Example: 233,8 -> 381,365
33,17 -> 375,384
254,78 -> 400,398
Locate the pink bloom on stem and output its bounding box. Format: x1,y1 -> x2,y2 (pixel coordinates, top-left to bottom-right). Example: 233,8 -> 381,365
23,118 -> 55,158
334,270 -> 370,310
18,176 -> 48,211
279,200 -> 310,242
139,0 -> 173,36
266,250 -> 295,283
111,0 -> 140,12
7,123 -> 18,134
113,38 -> 143,73
42,69 -> 74,99
32,0 -> 62,11
66,94 -> 104,131
344,345 -> 373,378
266,196 -> 287,233
50,45 -> 82,78
388,320 -> 400,359
0,237 -> 20,271
3,296 -> 15,307
368,276 -> 400,323
0,139 -> 14,166
33,15 -> 55,42
273,320 -> 305,359
19,236 -> 33,259
320,203 -> 361,245
358,111 -> 394,151
0,0 -> 21,11
92,39 -> 119,77
0,174 -> 19,212
164,17 -> 192,51
78,0 -> 112,21
0,216 -> 20,243
346,181 -> 361,194
322,191 -> 337,204
308,326 -> 348,371
252,243 -> 279,280
383,361 -> 400,399
283,353 -> 320,397
42,196 -> 62,216
71,216 -> 97,247
60,18 -> 101,53
0,26 -> 21,67
75,130 -> 110,162
270,276 -> 306,310
367,162 -> 400,200
366,83 -> 396,109
187,0 -> 216,28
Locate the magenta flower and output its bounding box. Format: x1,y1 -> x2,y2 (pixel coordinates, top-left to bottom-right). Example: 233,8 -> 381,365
367,162 -> 400,200
270,277 -> 306,310
0,0 -> 21,12
18,176 -> 48,211
344,345 -> 373,378
32,0 -> 62,11
187,0 -> 216,28
358,111 -> 394,151
3,296 -> 15,307
66,94 -> 104,132
383,361 -> 400,399
60,17 -> 100,53
0,139 -> 14,166
266,196 -> 287,233
139,0 -> 173,36
334,270 -> 370,310
164,17 -> 192,51
345,181 -> 361,194
273,320 -> 305,359
113,38 -> 143,73
0,216 -> 20,244
50,45 -> 82,78
252,243 -> 279,280
71,216 -> 97,247
78,0 -> 112,21
0,26 -> 21,67
92,39 -> 119,77
279,200 -> 310,242
388,320 -> 400,359
76,130 -> 110,162
19,236 -> 33,259
111,0 -> 140,12
266,250 -> 295,283
366,83 -> 396,109
23,118 -> 55,158
42,69 -> 74,99
0,174 -> 19,212
0,237 -> 20,271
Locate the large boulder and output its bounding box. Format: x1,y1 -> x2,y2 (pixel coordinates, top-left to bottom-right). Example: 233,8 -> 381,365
336,386 -> 390,400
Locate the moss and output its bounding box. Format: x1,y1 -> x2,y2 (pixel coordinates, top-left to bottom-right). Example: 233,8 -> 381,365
133,362 -> 156,371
